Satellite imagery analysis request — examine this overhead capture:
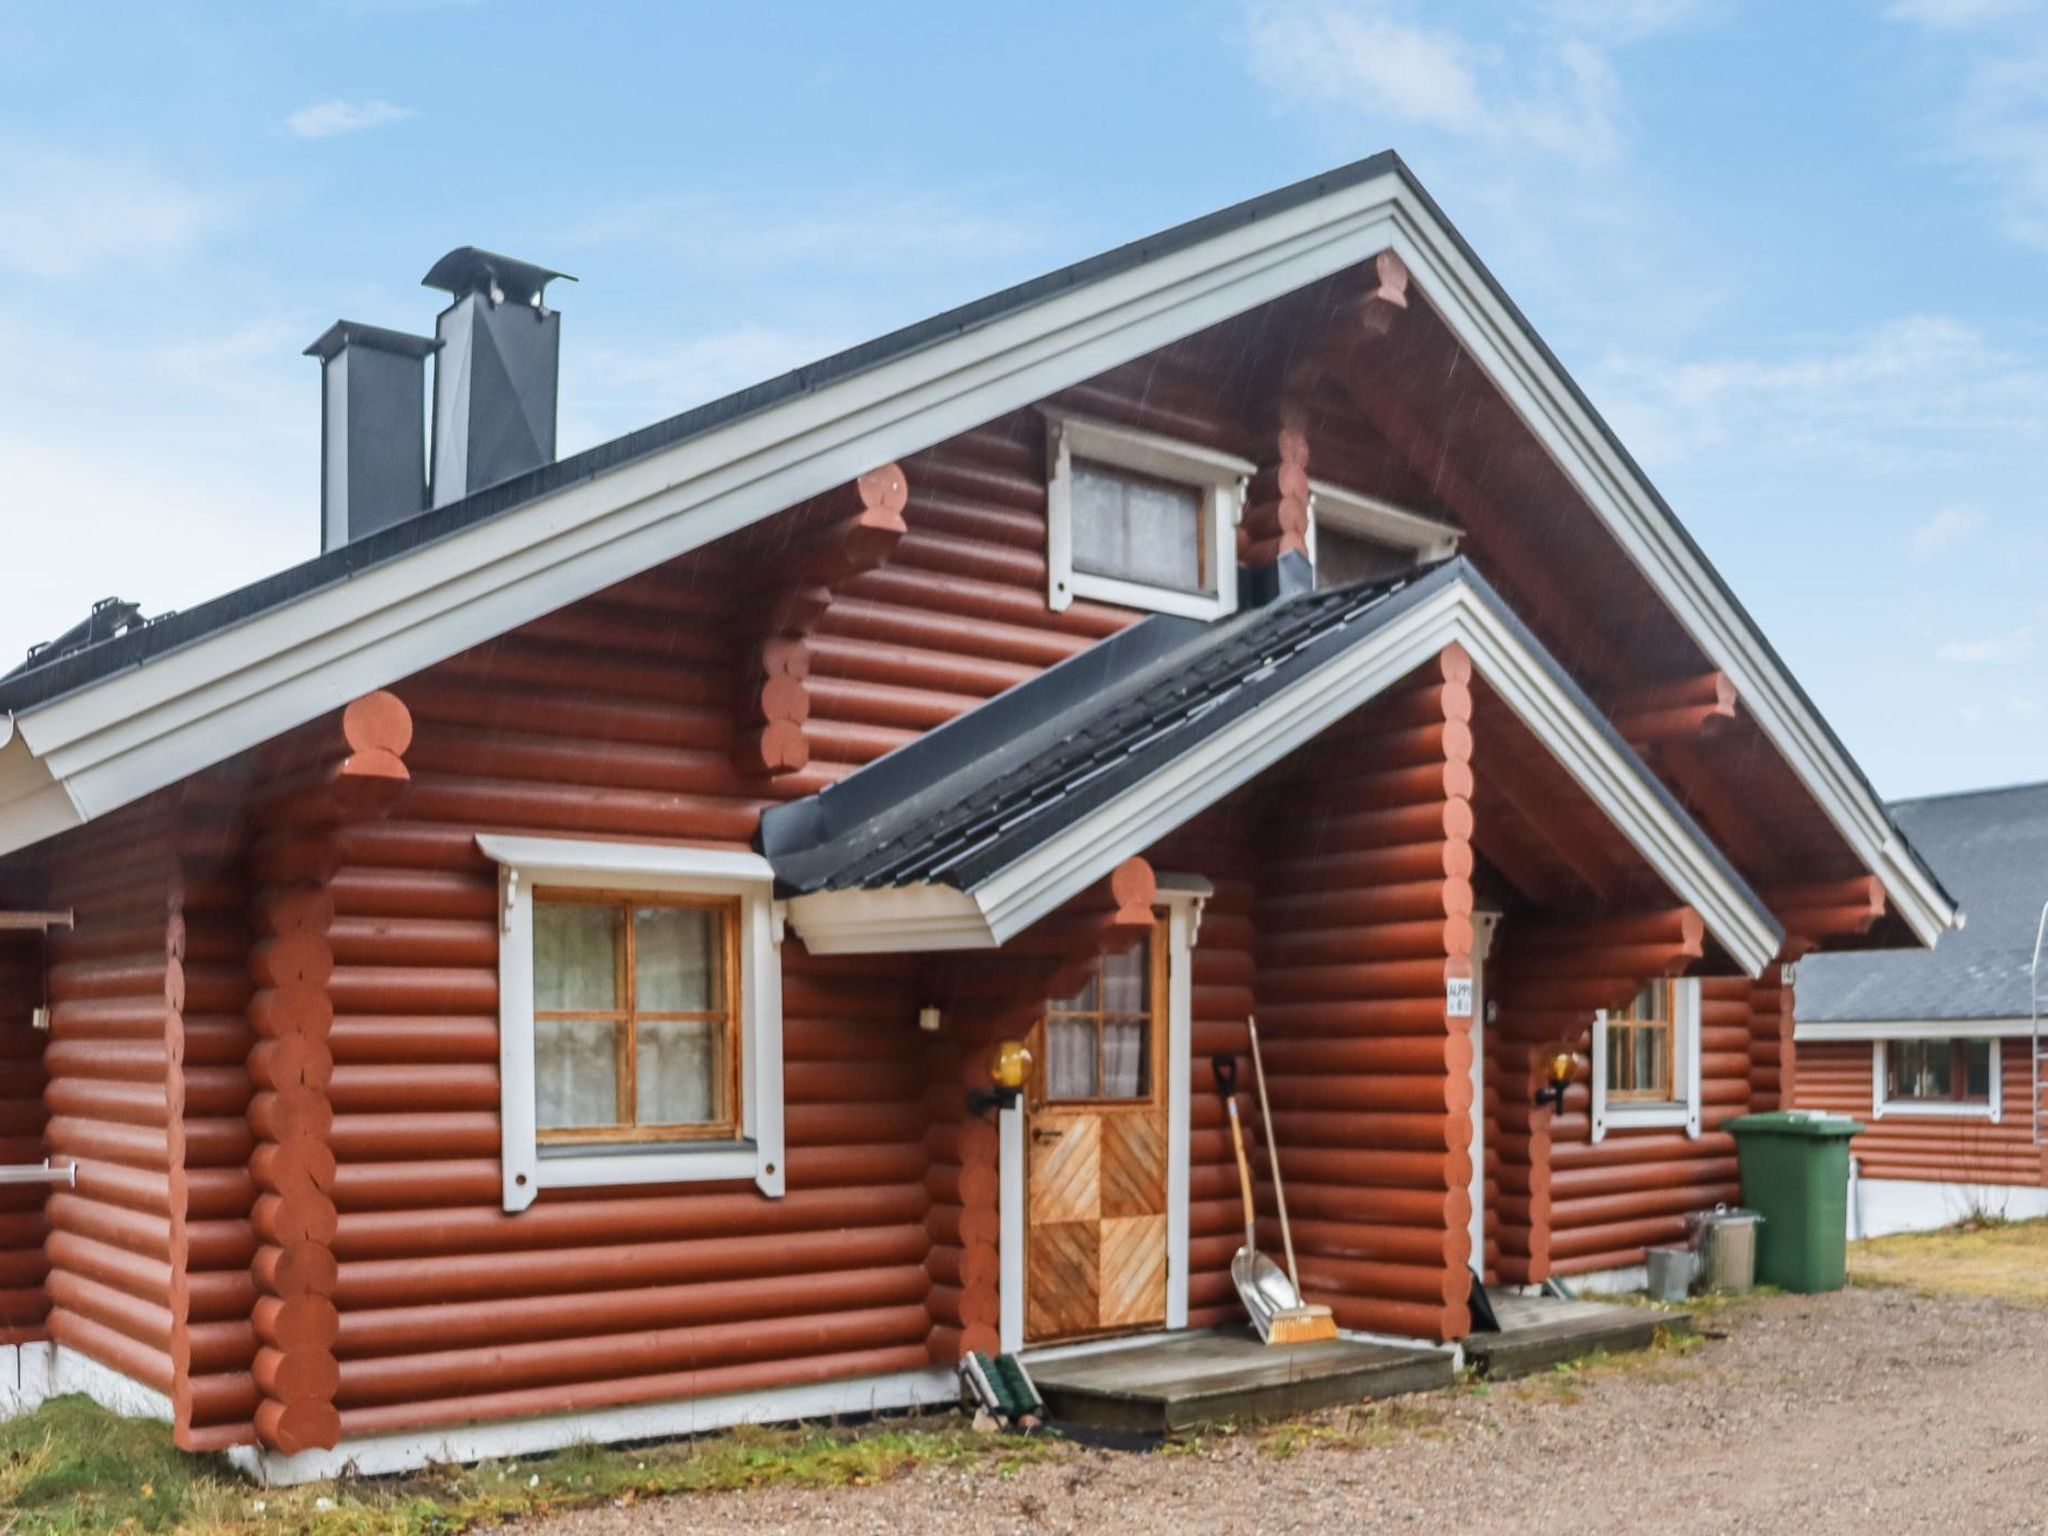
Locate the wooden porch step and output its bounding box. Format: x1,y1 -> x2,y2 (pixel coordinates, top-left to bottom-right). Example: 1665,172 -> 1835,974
1026,1328 -> 1454,1434
1462,1290 -> 1692,1381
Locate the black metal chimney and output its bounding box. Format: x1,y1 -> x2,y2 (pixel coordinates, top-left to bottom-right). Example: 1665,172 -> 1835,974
422,247 -> 571,508
304,321 -> 436,551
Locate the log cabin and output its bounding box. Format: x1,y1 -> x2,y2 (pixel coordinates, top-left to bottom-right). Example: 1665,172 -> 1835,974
1796,781 -> 2047,1235
0,154 -> 1956,1478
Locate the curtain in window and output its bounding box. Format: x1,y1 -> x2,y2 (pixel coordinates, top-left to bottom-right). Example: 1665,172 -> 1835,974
1072,462 -> 1205,591
638,1019 -> 719,1124
1045,1017 -> 1098,1100
535,1018 -> 619,1130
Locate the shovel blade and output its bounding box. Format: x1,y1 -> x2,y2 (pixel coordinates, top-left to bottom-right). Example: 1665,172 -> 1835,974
1232,1245 -> 1305,1343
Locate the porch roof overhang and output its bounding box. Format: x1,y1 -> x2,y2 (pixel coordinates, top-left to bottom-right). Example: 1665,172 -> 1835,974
764,560 -> 1785,975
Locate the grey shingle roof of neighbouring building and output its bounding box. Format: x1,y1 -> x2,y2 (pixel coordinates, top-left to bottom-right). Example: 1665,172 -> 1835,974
1797,781 -> 2048,1024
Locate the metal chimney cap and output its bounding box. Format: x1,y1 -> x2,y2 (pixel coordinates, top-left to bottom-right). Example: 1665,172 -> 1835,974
304,320 -> 440,363
421,247 -> 573,306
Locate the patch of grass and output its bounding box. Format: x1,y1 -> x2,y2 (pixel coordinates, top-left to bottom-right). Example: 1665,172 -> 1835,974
0,1397 -> 1061,1536
1850,1216 -> 2048,1308
1249,1398 -> 1448,1460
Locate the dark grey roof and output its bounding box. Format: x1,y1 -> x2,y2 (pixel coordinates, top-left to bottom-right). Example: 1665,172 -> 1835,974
1797,782 -> 2048,1024
0,152 -> 1952,933
3,153 -> 1414,713
762,559 -> 1777,963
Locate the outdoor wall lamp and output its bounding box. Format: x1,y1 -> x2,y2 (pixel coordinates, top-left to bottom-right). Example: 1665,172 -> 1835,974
968,1039 -> 1032,1118
1534,1047 -> 1576,1112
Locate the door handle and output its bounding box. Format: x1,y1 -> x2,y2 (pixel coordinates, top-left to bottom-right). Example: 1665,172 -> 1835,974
1031,1127 -> 1064,1144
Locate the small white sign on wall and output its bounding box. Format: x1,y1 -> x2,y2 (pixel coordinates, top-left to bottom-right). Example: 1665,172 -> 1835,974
1445,977 -> 1474,1019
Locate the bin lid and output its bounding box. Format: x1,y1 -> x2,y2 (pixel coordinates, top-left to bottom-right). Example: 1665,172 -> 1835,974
1726,1110 -> 1865,1139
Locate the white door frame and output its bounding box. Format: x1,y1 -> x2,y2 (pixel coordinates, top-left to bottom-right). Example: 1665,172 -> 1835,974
998,880 -> 1207,1353
1468,912 -> 1500,1275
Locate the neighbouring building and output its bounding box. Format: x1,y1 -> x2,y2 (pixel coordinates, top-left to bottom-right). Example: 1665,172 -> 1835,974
1796,781 -> 2047,1236
0,154 -> 1954,1480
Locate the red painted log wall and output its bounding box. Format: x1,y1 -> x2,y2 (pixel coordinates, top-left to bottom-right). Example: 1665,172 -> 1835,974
1796,1039 -> 2042,1188
0,932 -> 46,1342
1246,652 -> 1476,1341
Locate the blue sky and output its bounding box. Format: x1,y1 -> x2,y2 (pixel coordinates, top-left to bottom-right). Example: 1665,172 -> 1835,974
0,0 -> 2043,799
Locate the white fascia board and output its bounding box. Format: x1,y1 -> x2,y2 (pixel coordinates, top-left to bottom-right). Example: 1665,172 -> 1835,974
1796,1017 -> 2033,1042
1,173 -> 1412,861
472,833 -> 773,889
3,167 -> 1950,951
785,579 -> 1780,974
1308,479 -> 1462,556
1373,199 -> 1956,945
783,883 -> 993,955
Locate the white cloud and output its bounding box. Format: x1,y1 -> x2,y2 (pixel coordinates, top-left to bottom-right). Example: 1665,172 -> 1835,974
560,323 -> 850,453
1911,504 -> 1988,551
0,149 -> 217,280
561,186 -> 1056,272
285,99 -> 418,140
1238,1 -> 1715,165
1596,315 -> 2048,469
1937,626 -> 2033,662
1883,1 -> 2048,251
1887,0 -> 2042,28
1541,0 -> 1713,41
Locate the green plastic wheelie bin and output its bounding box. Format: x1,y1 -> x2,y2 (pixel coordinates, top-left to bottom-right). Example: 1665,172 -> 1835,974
1726,1111 -> 1864,1293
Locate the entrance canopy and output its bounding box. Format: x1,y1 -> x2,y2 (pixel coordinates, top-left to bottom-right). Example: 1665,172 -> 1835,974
762,559 -> 1783,973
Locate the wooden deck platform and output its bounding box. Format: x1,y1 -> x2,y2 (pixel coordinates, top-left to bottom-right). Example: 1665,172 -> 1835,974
1460,1289 -> 1692,1380
1025,1328 -> 1455,1433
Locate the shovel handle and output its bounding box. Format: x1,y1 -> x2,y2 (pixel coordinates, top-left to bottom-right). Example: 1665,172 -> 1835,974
1226,1098 -> 1257,1250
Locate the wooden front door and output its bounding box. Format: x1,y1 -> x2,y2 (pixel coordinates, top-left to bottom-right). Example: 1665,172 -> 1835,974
1025,921 -> 1168,1342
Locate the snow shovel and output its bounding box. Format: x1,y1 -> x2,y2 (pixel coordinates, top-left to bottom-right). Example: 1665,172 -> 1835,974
1217,1053 -> 1337,1346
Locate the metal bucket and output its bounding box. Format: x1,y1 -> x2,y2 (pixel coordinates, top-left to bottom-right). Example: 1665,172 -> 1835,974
1696,1207 -> 1761,1293
1645,1245 -> 1696,1303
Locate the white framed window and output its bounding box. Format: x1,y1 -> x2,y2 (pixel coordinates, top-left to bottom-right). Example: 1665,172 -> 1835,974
1044,409 -> 1249,621
1306,480 -> 1461,589
1873,1037 -> 1999,1121
478,834 -> 785,1211
1590,977 -> 1701,1142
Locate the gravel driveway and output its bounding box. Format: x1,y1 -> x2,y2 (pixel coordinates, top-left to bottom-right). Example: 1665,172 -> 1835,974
533,1285 -> 2048,1535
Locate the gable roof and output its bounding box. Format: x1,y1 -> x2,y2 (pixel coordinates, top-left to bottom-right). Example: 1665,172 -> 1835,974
0,154 -> 1955,946
1797,781 -> 2048,1030
766,559 -> 1785,974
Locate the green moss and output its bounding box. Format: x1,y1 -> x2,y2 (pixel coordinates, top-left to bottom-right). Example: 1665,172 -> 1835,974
0,1399 -> 1062,1536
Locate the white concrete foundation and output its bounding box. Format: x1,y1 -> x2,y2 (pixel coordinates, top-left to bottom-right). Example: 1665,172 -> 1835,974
230,1365 -> 962,1485
1850,1177 -> 2048,1239
0,1341 -> 173,1423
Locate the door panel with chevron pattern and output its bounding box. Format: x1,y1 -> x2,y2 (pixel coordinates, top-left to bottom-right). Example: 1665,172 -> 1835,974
1025,924 -> 1169,1342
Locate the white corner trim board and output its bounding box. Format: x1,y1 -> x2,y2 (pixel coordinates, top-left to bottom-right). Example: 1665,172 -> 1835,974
784,579 -> 1782,976
0,165 -> 1956,952
1589,978 -> 1703,1143
477,835 -> 785,1208
230,1366 -> 961,1485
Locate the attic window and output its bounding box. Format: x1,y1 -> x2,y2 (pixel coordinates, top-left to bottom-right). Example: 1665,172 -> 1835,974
1045,410 -> 1248,621
1308,481 -> 1460,589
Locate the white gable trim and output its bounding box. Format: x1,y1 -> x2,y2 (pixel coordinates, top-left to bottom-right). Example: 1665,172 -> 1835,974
784,578 -> 1783,976
0,167 -> 1957,950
